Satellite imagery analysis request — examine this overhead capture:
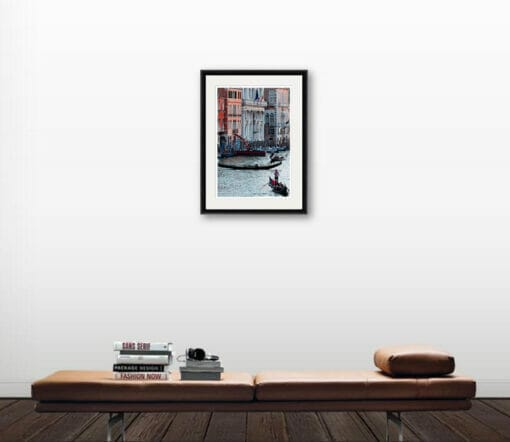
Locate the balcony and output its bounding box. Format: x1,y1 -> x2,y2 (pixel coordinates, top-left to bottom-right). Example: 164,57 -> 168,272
242,99 -> 267,108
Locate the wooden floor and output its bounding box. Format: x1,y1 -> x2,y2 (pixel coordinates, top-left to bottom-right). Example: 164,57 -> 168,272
0,399 -> 509,441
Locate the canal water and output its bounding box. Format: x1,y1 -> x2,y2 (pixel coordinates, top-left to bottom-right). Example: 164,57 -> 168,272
217,151 -> 290,197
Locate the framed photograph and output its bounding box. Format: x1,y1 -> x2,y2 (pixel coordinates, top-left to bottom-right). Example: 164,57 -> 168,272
201,70 -> 307,213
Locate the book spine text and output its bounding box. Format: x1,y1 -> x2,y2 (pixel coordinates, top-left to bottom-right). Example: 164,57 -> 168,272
113,372 -> 168,380
113,341 -> 171,352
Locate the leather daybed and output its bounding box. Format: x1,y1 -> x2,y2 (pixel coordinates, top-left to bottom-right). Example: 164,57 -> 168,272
31,345 -> 476,442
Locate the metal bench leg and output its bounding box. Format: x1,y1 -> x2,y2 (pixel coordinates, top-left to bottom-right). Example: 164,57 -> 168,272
386,411 -> 404,442
107,412 -> 125,442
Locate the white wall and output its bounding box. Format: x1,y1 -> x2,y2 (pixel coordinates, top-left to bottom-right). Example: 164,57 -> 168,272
1,0 -> 510,397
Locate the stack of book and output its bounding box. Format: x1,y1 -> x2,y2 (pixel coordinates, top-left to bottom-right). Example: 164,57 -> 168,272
180,358 -> 224,381
113,341 -> 172,380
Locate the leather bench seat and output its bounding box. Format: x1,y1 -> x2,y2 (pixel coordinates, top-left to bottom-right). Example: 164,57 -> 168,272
32,370 -> 255,402
31,369 -> 476,413
32,370 -> 476,404
255,370 -> 476,401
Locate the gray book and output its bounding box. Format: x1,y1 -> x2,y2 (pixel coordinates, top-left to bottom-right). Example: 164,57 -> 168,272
185,360 -> 221,368
180,372 -> 222,381
180,366 -> 224,373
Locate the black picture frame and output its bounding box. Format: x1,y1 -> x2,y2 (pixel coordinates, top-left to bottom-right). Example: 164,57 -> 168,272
201,70 -> 308,214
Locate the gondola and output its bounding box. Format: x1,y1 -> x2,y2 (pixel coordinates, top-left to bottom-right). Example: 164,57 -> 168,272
218,161 -> 281,170
270,153 -> 284,162
268,177 -> 289,196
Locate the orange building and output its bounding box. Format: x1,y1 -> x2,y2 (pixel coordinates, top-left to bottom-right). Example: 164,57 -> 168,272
218,92 -> 227,135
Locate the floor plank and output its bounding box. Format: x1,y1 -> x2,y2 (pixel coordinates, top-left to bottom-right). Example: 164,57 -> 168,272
161,412 -> 211,442
74,412 -> 138,441
482,398 -> 510,417
358,412 -> 421,442
2,399 -> 510,441
403,411 -> 464,442
285,412 -> 330,442
0,409 -> 65,441
247,412 -> 288,442
123,412 -> 176,441
0,400 -> 16,412
321,412 -> 376,441
27,412 -> 99,442
465,400 -> 510,439
204,412 -> 247,442
433,410 -> 507,441
0,400 -> 35,432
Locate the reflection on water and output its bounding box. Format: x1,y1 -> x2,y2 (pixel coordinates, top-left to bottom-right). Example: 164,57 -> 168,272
217,152 -> 290,197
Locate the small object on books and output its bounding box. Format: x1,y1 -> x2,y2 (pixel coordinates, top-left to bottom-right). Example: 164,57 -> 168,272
186,347 -> 220,361
180,347 -> 223,381
112,341 -> 172,381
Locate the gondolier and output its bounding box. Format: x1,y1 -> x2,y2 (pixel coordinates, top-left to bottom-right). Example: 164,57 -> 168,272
268,169 -> 288,197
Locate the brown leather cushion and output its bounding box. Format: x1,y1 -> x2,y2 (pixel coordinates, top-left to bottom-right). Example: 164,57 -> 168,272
255,370 -> 475,401
32,371 -> 254,402
374,345 -> 455,377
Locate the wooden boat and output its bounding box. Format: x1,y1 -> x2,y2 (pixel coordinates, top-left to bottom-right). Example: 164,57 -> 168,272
270,154 -> 284,162
236,149 -> 266,157
218,161 -> 282,170
269,177 -> 289,196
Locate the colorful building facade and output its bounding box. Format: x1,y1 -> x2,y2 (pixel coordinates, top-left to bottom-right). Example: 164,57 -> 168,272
241,88 -> 267,143
264,88 -> 290,146
217,88 -> 242,147
218,87 -> 289,149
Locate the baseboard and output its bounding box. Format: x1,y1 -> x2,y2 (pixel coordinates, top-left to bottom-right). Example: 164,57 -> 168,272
2,380 -> 510,399
0,383 -> 31,397
476,380 -> 510,397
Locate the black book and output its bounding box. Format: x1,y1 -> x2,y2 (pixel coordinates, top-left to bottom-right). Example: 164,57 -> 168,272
113,364 -> 168,372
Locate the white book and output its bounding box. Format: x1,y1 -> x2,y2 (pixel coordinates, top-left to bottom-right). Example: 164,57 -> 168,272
116,354 -> 170,365
113,341 -> 172,352
113,372 -> 169,381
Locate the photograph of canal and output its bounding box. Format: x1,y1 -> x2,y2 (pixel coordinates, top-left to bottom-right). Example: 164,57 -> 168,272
217,87 -> 290,198
201,70 -> 306,213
